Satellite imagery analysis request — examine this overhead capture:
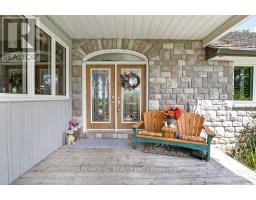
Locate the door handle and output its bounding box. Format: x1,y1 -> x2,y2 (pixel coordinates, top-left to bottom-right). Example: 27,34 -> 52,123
111,95 -> 115,104
117,96 -> 121,112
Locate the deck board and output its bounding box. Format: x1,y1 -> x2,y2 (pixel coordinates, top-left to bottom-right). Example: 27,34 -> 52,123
12,146 -> 252,185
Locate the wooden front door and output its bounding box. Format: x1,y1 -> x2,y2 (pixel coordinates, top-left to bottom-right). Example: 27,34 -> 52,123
86,64 -> 146,130
86,65 -> 115,129
117,64 -> 146,129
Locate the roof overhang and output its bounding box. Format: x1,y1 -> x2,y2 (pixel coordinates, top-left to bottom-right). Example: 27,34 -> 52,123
47,15 -> 250,42
206,47 -> 256,58
206,46 -> 256,62
202,15 -> 250,47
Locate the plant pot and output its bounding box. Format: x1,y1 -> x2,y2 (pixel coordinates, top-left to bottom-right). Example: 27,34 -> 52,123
74,129 -> 81,141
167,118 -> 176,126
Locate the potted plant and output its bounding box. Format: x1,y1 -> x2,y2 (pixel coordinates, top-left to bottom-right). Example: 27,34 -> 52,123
69,119 -> 81,141
163,106 -> 182,126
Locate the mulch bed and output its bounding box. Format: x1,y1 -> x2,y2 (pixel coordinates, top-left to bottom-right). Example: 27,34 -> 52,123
140,143 -> 207,160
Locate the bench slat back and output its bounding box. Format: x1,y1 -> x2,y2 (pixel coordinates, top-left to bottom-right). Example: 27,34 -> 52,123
143,111 -> 164,132
177,112 -> 205,136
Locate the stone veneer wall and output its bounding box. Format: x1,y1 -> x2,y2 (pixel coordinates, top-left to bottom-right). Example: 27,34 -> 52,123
72,38 -> 255,152
197,100 -> 255,152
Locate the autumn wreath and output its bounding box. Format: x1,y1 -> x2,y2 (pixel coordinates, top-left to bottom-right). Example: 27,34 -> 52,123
120,71 -> 140,91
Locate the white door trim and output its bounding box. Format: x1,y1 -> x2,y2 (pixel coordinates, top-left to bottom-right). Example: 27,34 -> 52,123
114,64 -> 117,131
82,49 -> 148,62
82,49 -> 149,133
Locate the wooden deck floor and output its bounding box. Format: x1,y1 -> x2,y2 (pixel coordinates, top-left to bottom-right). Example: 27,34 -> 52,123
12,146 -> 252,185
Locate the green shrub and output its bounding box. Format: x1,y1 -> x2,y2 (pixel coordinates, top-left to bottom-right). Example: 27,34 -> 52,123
234,113 -> 256,171
250,152 -> 256,169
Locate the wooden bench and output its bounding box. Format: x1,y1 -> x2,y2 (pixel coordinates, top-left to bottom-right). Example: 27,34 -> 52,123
132,111 -> 216,161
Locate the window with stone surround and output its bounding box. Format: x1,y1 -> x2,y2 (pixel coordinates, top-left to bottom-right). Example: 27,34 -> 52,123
234,66 -> 254,101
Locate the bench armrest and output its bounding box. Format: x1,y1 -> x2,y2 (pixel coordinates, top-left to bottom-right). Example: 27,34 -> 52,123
132,121 -> 144,129
203,125 -> 216,137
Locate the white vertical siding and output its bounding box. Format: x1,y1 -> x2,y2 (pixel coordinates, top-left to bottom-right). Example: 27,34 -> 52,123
0,103 -> 9,184
0,100 -> 71,184
0,14 -> 72,185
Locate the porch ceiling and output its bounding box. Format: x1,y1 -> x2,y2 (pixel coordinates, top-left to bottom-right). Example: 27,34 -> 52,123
48,15 -> 248,43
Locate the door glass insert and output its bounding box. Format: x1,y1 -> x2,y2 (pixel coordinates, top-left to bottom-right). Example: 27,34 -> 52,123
91,69 -> 110,122
121,68 -> 141,123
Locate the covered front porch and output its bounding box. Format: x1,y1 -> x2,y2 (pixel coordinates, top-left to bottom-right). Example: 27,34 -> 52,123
1,14 -> 256,185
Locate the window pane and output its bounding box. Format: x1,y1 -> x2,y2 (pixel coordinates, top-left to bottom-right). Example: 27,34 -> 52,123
35,26 -> 51,95
0,15 -> 27,94
234,66 -> 254,101
88,53 -> 145,62
91,69 -> 110,122
121,69 -> 141,122
56,42 -> 66,95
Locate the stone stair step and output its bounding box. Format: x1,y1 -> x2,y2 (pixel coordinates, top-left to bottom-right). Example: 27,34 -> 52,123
83,131 -> 134,139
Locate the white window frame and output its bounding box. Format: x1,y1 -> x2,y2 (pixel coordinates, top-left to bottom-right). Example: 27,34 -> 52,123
0,16 -> 70,102
233,64 -> 256,103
